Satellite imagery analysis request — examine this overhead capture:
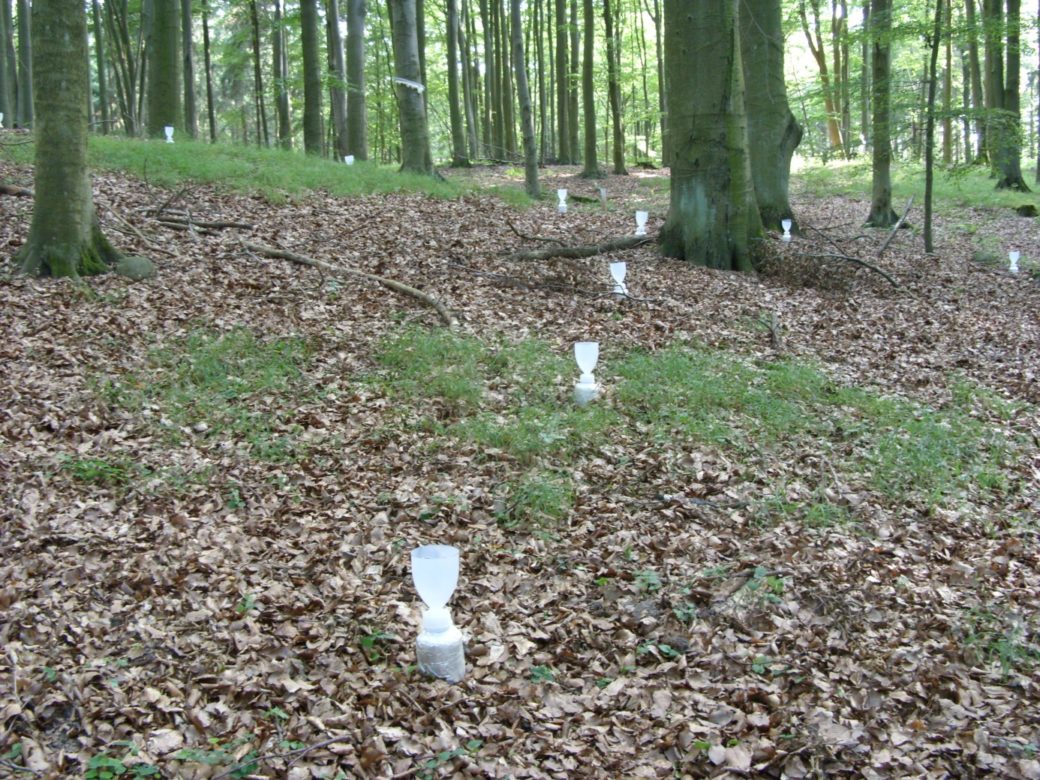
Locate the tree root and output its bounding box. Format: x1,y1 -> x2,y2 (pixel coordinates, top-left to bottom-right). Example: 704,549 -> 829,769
243,240 -> 458,328
506,234 -> 653,261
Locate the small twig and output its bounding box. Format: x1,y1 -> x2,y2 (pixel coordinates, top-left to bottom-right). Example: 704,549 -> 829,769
506,219 -> 563,246
797,252 -> 900,287
152,184 -> 197,220
101,206 -> 176,256
211,734 -> 356,779
877,196 -> 914,258
0,758 -> 39,775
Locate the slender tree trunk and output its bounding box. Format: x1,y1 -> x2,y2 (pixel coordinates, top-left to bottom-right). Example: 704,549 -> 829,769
866,0 -> 898,225
446,0 -> 469,164
960,44 -> 972,160
459,0 -> 479,158
568,0 -> 579,159
202,0 -> 216,141
0,0 -> 13,127
660,0 -> 760,270
92,0 -> 110,134
965,0 -> 986,160
941,0 -> 952,163
15,0 -> 31,126
510,0 -> 538,197
345,0 -> 367,158
19,0 -> 121,277
249,0 -> 269,146
603,0 -> 626,174
798,0 -> 843,154
301,0 -> 324,154
553,0 -> 570,162
860,0 -> 869,150
535,0 -> 547,162
499,0 -> 516,156
273,0 -> 292,149
326,0 -> 348,158
580,0 -> 600,176
389,0 -> 433,174
147,0 -> 181,138
742,0 -> 803,230
181,0 -> 196,138
924,0 -> 943,251
647,0 -> 666,162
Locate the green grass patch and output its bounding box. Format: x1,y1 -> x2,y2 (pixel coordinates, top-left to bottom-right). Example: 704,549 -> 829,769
497,471 -> 574,530
97,328 -> 312,463
960,606 -> 1040,674
795,156 -> 1040,215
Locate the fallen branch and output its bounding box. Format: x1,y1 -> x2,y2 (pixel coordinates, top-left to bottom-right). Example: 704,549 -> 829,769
507,234 -> 652,261
156,217 -> 254,230
877,196 -> 914,258
243,240 -> 457,328
506,219 -> 563,245
0,183 -> 32,197
799,252 -> 900,287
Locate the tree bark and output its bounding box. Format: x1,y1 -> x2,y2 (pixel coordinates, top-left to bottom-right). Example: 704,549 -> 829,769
446,0 -> 469,165
924,0 -> 943,252
568,0 -> 579,159
301,0 -> 324,154
603,0 -> 626,174
181,0 -> 196,138
580,0 -> 601,176
510,0 -> 538,196
0,0 -> 13,127
202,0 -> 216,141
18,0 -> 121,277
389,0 -> 433,174
941,0 -> 952,163
459,0 -> 479,158
660,0 -> 761,271
964,0 -> 986,160
346,0 -> 368,159
326,0 -> 348,159
983,0 -> 1028,189
798,0 -> 843,154
92,0 -> 110,134
147,0 -> 181,138
249,0 -> 270,146
865,0 -> 898,226
741,0 -> 801,231
554,0 -> 570,162
15,0 -> 31,127
273,0 -> 292,149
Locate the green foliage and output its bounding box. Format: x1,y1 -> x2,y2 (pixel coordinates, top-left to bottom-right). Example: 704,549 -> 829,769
60,455 -> 137,487
174,735 -> 259,778
417,740 -> 484,780
960,607 -> 1040,674
360,630 -> 395,662
529,665 -> 555,683
497,472 -> 574,530
84,745 -> 159,779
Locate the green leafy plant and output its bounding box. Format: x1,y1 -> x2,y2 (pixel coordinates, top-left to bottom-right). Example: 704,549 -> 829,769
496,471 -> 573,530
360,630 -> 395,662
417,739 -> 484,780
635,569 -> 663,592
530,665 -> 555,683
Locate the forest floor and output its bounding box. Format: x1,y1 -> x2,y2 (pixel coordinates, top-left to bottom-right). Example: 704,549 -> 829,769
1,158 -> 1039,779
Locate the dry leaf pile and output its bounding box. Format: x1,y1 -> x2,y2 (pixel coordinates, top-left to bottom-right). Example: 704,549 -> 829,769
1,160 -> 1039,779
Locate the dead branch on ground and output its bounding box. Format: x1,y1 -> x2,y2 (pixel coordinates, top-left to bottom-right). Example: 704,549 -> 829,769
244,240 -> 457,328
506,234 -> 653,262
0,183 -> 32,197
877,196 -> 914,258
798,252 -> 900,287
157,216 -> 254,230
506,219 -> 563,245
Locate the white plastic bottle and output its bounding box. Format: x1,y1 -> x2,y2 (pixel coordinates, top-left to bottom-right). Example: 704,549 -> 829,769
415,606 -> 465,682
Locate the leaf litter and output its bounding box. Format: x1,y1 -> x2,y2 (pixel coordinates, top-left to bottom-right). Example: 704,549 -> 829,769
1,159 -> 1039,778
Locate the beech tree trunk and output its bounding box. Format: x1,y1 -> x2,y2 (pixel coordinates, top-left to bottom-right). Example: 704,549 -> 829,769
660,0 -> 761,271
865,0 -> 898,226
741,0 -> 802,230
202,0 -> 216,141
798,0 -> 843,154
580,0 -> 601,176
603,0 -> 627,174
983,0 -> 1029,190
249,0 -> 269,146
181,0 -> 196,138
92,0 -> 110,134
346,0 -> 367,159
147,0 -> 181,138
326,0 -> 348,159
554,0 -> 570,162
447,0 -> 469,165
18,0 -> 121,277
0,0 -> 13,127
964,0 -> 986,160
510,0 -> 538,197
301,0 -> 324,154
16,0 -> 31,127
274,0 -> 292,149
390,0 -> 433,174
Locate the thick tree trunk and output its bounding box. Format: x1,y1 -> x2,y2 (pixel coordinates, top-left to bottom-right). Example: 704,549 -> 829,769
984,0 -> 1028,189
603,0 -> 627,174
390,0 -> 433,174
301,0 -> 324,154
147,0 -> 181,138
274,0 -> 292,149
18,0 -> 121,277
0,0 -> 13,127
202,0 -> 216,141
742,0 -> 802,231
249,0 -> 270,146
447,0 -> 469,165
92,0 -> 110,134
181,0 -> 196,138
660,0 -> 761,271
865,0 -> 898,226
345,0 -> 367,158
510,0 -> 538,197
15,0 -> 30,127
580,0 -> 601,176
326,0 -> 348,159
